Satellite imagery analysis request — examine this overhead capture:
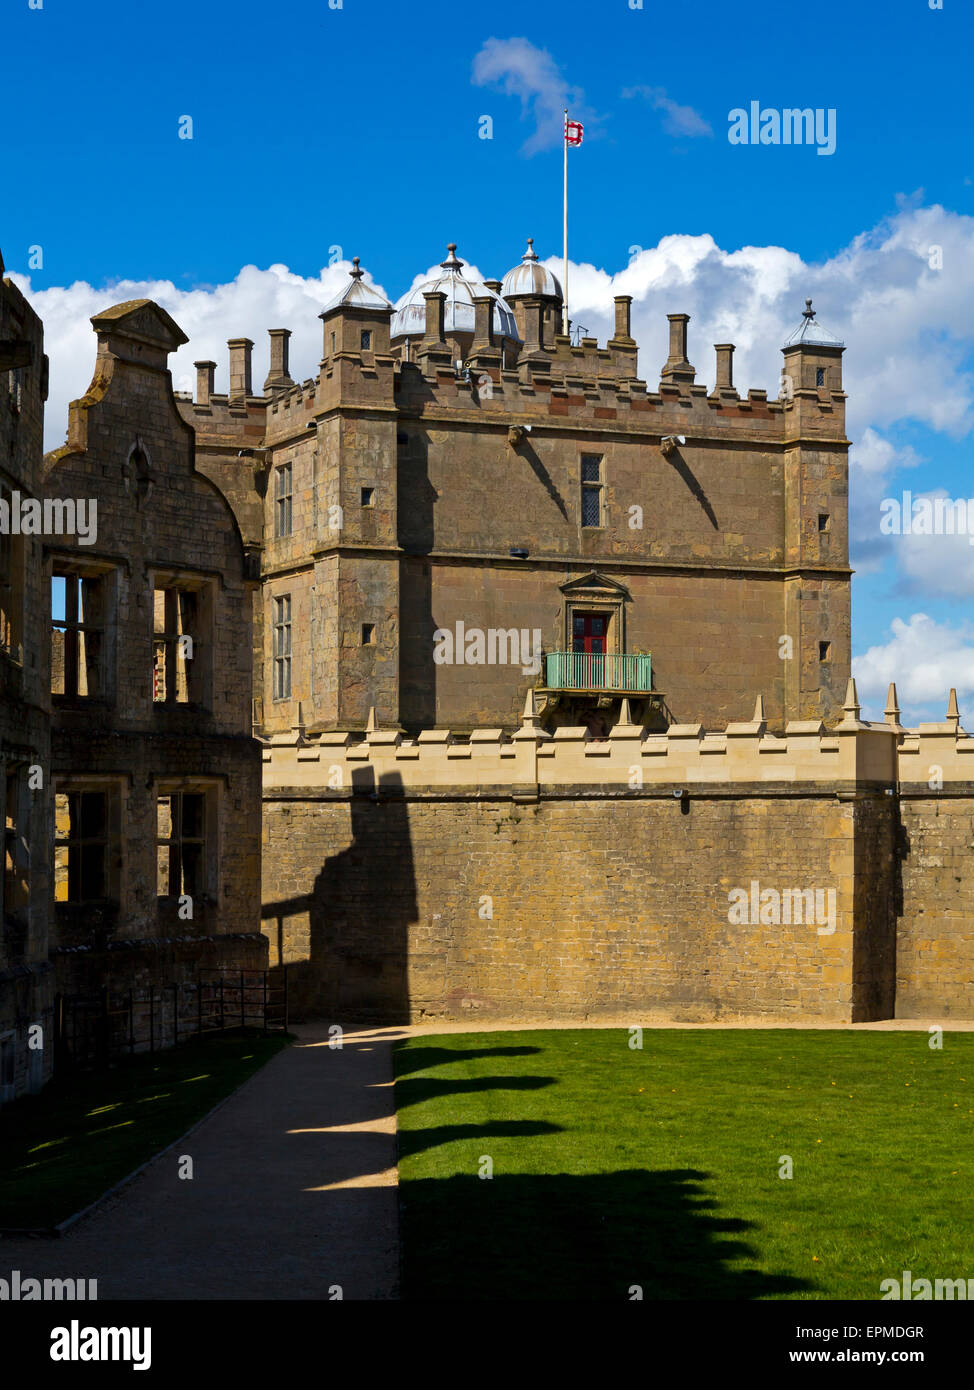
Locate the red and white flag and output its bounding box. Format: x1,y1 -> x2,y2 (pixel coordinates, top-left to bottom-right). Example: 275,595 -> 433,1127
564,117 -> 584,146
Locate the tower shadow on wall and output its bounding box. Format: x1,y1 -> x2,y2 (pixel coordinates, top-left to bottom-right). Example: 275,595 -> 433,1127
264,766 -> 417,1024
398,425 -> 437,732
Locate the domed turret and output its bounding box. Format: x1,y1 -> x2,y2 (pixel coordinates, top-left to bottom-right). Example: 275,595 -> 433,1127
500,239 -> 563,353
390,244 -> 519,346
501,238 -> 562,302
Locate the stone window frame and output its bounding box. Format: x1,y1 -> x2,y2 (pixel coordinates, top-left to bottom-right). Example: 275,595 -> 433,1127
559,575 -> 630,657
150,567 -> 215,709
580,454 -> 605,529
274,462 -> 293,538
272,592 -> 292,701
52,775 -> 124,908
155,777 -> 220,906
50,555 -> 118,703
0,476 -> 26,664
3,762 -> 30,932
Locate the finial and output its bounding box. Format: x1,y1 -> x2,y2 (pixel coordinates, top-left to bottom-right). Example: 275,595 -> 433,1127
617,698 -> 633,727
946,687 -> 961,732
350,256 -> 364,280
291,700 -> 306,745
365,706 -> 377,734
803,297 -> 815,320
523,237 -> 539,262
440,243 -> 464,272
884,682 -> 902,727
752,693 -> 766,723
843,677 -> 860,719
521,687 -> 540,728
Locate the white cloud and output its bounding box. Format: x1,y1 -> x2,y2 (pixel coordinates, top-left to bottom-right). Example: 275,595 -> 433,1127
853,613 -> 974,724
621,85 -> 713,138
896,489 -> 974,597
12,260 -> 391,453
848,427 -> 922,574
471,37 -> 597,155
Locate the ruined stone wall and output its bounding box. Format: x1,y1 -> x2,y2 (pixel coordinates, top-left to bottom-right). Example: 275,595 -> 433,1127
0,262 -> 54,1098
43,301 -> 265,984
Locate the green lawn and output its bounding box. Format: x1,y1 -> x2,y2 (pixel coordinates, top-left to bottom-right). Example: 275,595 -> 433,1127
0,1030 -> 290,1230
394,1029 -> 973,1300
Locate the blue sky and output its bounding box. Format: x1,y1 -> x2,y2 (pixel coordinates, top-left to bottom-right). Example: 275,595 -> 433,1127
5,0 -> 974,721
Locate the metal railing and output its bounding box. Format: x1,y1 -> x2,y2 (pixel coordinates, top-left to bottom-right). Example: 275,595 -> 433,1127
53,967 -> 289,1072
543,651 -> 653,693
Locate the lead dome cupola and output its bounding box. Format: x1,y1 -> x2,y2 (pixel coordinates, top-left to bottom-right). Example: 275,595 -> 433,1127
501,238 -> 562,301
390,244 -> 520,342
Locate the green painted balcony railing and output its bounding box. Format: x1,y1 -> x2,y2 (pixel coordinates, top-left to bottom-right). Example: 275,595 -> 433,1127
543,652 -> 653,693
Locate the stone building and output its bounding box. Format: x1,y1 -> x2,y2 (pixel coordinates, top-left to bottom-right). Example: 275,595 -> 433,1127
183,242 -> 850,743
5,235 -> 969,1044
44,300 -> 265,1027
0,249 -> 54,1100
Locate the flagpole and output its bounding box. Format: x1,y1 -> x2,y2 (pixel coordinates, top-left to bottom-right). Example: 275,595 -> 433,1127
562,107 -> 569,337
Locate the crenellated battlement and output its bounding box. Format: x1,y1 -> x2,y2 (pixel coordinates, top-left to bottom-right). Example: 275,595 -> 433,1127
261,685 -> 974,798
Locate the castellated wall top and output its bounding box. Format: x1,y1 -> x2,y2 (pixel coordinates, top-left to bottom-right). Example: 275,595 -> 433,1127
262,689 -> 974,795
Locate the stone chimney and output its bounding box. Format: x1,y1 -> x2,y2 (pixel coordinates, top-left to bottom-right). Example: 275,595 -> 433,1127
423,291 -> 446,347
612,296 -> 634,342
660,313 -> 695,385
712,343 -> 737,398
264,329 -> 293,393
417,291 -> 451,372
228,337 -> 254,403
195,360 -> 216,405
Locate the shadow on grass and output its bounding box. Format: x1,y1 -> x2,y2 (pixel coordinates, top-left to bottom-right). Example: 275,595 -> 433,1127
395,1073 -> 555,1108
393,1045 -> 542,1077
400,1168 -> 816,1300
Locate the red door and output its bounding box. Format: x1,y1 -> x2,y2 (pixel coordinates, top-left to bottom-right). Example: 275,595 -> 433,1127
572,612 -> 606,687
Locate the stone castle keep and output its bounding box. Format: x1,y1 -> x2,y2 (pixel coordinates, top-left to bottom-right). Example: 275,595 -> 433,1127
0,237 -> 970,1097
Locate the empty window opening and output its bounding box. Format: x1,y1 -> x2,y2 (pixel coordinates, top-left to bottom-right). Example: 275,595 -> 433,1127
275,463 -> 293,538
157,791 -> 207,899
361,623 -> 375,645
0,488 -> 24,659
52,570 -> 105,697
273,594 -> 292,699
361,487 -> 375,507
153,587 -> 200,704
54,790 -> 108,903
819,641 -> 831,662
4,767 -> 29,924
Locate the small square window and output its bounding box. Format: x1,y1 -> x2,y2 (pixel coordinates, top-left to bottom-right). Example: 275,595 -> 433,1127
360,330 -> 372,350
361,487 -> 375,507
818,513 -> 830,533
361,623 -> 375,645
819,641 -> 831,662
816,367 -> 826,387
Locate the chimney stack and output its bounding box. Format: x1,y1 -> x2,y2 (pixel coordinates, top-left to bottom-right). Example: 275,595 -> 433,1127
227,337 -> 254,403
422,291 -> 446,347
660,313 -> 695,385
713,343 -> 736,396
613,295 -> 634,342
195,360 -> 216,405
264,329 -> 293,393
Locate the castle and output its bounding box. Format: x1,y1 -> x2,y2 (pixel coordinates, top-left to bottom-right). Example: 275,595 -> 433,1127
0,237 -> 970,1100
